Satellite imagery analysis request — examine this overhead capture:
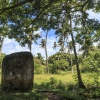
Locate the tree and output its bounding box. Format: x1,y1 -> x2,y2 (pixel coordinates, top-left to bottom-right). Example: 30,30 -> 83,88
68,41 -> 74,74
34,56 -> 45,74
55,15 -> 69,53
37,53 -> 44,64
48,52 -> 70,74
97,42 -> 100,49
0,0 -> 100,88
75,19 -> 100,57
0,36 -> 4,55
82,47 -> 100,72
53,42 -> 58,52
0,24 -> 9,55
49,0 -> 86,88
45,30 -> 49,73
69,14 -> 85,88
40,38 -> 49,73
20,30 -> 41,52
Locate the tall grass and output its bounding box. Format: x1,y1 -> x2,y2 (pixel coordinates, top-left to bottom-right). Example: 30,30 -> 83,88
34,73 -> 76,85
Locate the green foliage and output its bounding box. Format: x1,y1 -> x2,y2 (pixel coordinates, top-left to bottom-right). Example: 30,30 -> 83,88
56,70 -> 68,75
34,57 -> 46,74
75,19 -> 100,57
81,49 -> 100,72
50,59 -> 68,73
48,52 -> 72,73
36,53 -> 44,64
83,72 -> 100,88
0,91 -> 48,100
59,91 -> 83,100
36,77 -> 68,91
72,74 -> 78,84
0,0 -> 100,94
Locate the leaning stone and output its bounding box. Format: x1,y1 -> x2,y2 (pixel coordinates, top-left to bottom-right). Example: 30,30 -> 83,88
2,52 -> 34,91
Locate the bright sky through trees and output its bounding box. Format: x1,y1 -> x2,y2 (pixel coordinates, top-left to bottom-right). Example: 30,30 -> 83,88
2,11 -> 100,58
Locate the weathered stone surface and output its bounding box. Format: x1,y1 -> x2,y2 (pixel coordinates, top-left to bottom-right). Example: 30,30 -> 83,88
2,52 -> 34,91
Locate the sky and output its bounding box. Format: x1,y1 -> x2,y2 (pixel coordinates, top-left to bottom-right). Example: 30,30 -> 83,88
2,29 -> 57,58
2,10 -> 100,58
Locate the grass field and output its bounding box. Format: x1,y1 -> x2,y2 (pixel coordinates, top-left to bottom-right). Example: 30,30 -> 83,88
0,69 -> 100,100
34,73 -> 100,88
34,74 -> 75,85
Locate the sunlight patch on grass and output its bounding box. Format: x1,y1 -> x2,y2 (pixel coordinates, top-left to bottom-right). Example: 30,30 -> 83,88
34,74 -> 76,85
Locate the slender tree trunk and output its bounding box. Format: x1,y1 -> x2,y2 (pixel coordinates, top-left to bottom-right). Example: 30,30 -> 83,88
0,46 -> 1,56
28,40 -> 32,52
70,49 -> 73,74
0,37 -> 4,55
28,43 -> 32,52
28,32 -> 32,52
67,41 -> 73,73
45,30 -> 49,73
69,15 -> 85,88
0,37 -> 4,67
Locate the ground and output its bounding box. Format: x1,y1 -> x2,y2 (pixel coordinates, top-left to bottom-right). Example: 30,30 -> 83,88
0,72 -> 100,100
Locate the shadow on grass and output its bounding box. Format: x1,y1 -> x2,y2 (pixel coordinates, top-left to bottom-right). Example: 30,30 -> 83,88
34,81 -> 100,100
0,80 -> 100,100
0,86 -> 48,100
33,77 -> 68,91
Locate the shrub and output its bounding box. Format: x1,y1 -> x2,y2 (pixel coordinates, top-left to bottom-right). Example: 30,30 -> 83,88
59,91 -> 83,100
49,59 -> 69,74
34,58 -> 46,74
81,50 -> 100,73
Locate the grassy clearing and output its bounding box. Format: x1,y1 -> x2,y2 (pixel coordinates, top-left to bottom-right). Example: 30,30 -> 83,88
34,72 -> 100,88
0,69 -> 100,100
34,73 -> 76,92
34,73 -> 75,85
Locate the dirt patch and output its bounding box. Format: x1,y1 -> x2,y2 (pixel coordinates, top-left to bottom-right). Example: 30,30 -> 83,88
37,91 -> 61,100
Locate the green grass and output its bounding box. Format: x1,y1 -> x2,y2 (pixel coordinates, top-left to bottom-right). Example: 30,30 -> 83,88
34,73 -> 75,85
0,91 -> 48,100
34,72 -> 100,88
0,69 -> 100,100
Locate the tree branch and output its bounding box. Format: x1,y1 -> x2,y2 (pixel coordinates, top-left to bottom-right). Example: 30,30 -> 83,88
24,0 -> 54,31
31,0 -> 54,24
0,0 -> 33,14
81,0 -> 90,10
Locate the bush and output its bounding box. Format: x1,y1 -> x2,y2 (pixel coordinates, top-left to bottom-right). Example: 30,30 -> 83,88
49,59 -> 69,74
59,91 -> 83,100
34,58 -> 46,74
56,70 -> 68,75
34,64 -> 46,74
81,50 -> 100,73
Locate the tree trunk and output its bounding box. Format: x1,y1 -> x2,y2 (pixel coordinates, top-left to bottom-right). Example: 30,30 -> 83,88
28,32 -> 32,52
0,37 -> 4,67
28,40 -> 32,52
45,30 -> 49,73
70,50 -> 73,74
69,15 -> 85,88
0,37 -> 4,55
